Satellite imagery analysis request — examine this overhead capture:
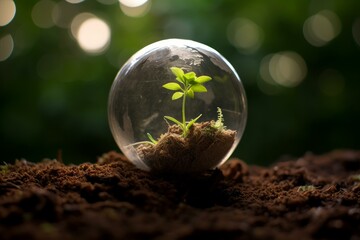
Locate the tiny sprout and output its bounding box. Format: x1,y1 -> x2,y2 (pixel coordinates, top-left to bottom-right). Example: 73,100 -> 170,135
350,174 -> 360,181
0,164 -> 9,174
162,67 -> 212,137
213,107 -> 225,131
147,133 -> 158,145
297,185 -> 317,192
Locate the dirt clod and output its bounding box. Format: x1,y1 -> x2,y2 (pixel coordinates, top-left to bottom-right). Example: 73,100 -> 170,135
0,150 -> 360,239
137,122 -> 236,173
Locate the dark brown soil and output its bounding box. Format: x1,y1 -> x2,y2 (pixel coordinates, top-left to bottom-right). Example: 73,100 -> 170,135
1,150 -> 360,240
137,121 -> 236,173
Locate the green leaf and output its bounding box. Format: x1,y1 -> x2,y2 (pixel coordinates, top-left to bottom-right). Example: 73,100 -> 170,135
147,133 -> 158,144
172,91 -> 184,100
184,72 -> 195,77
175,77 -> 184,83
185,114 -> 202,134
170,67 -> 184,79
191,84 -> 207,93
195,76 -> 212,83
184,72 -> 196,82
186,89 -> 194,98
163,82 -> 182,91
164,116 -> 183,128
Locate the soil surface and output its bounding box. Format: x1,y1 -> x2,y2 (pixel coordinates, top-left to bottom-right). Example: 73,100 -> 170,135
137,121 -> 235,173
0,150 -> 360,240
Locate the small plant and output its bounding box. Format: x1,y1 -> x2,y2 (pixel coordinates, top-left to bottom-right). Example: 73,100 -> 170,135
213,107 -> 225,131
146,133 -> 158,145
162,67 -> 212,137
297,185 -> 317,192
134,67 -> 237,173
0,164 -> 9,174
144,67 -> 212,145
203,107 -> 226,136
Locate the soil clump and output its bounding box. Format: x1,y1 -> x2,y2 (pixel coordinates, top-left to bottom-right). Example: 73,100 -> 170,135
137,121 -> 235,173
0,150 -> 360,239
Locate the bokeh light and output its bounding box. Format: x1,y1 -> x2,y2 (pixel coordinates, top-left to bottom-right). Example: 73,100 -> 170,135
260,51 -> 307,88
119,0 -> 150,17
70,12 -> 95,40
65,0 -> 85,4
0,34 -> 14,61
352,18 -> 360,47
0,0 -> 16,26
52,1 -> 79,28
303,10 -> 341,47
227,18 -> 263,54
32,0 -> 56,29
119,0 -> 147,7
1,0 -> 360,167
76,17 -> 111,54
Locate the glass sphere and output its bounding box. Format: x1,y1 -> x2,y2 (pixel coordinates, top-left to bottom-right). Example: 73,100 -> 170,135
108,39 -> 247,174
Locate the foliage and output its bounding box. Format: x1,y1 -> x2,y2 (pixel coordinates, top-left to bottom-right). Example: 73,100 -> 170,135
1,1 -> 360,164
0,165 -> 9,175
162,67 -> 212,137
212,107 -> 225,131
146,133 -> 158,145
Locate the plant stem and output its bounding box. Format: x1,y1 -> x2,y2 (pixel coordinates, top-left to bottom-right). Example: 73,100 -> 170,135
182,88 -> 186,130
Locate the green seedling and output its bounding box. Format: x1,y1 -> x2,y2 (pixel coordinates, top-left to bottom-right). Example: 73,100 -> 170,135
162,67 -> 212,137
213,107 -> 225,131
146,133 -> 158,145
297,185 -> 317,192
143,67 -> 212,145
202,107 -> 226,137
0,164 -> 9,174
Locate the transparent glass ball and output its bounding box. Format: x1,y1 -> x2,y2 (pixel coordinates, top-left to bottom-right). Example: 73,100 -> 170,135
108,39 -> 247,174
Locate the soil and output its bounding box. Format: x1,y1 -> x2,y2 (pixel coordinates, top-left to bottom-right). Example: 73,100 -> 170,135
137,121 -> 236,173
1,150 -> 360,240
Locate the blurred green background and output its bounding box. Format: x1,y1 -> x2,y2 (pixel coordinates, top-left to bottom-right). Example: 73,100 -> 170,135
1,0 -> 359,165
